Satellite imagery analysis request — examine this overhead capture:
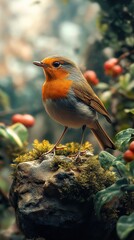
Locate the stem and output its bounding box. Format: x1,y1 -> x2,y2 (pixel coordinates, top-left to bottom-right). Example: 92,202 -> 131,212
117,50 -> 134,63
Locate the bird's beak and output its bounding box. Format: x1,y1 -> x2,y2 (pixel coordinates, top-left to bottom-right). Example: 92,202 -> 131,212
33,61 -> 47,68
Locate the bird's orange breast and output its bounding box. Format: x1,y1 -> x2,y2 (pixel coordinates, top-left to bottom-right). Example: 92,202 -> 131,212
42,79 -> 73,101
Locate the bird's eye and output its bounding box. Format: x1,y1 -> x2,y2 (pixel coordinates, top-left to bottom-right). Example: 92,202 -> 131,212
52,61 -> 61,68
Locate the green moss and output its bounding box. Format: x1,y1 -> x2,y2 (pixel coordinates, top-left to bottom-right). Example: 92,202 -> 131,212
50,156 -> 74,171
77,156 -> 115,191
13,139 -> 93,165
47,152 -> 116,204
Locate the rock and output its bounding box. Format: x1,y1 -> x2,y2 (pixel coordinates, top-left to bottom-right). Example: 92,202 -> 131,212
9,154 -> 115,240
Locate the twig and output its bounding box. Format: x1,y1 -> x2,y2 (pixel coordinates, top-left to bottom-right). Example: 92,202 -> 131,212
118,50 -> 134,63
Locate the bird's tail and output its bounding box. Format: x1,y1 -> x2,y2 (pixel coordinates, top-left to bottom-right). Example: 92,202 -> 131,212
90,121 -> 116,150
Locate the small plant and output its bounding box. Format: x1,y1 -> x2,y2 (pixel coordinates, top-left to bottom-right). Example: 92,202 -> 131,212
94,128 -> 134,240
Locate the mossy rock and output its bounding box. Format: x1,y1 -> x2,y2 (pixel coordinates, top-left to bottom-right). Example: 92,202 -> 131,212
10,140 -> 117,240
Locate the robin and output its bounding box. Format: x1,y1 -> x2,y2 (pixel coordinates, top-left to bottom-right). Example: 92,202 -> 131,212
33,56 -> 115,157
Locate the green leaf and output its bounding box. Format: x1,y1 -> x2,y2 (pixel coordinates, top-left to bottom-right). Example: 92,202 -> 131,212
0,89 -> 11,110
117,213 -> 134,240
99,151 -> 116,170
96,83 -> 109,90
0,123 -> 28,149
115,128 -> 134,151
112,159 -> 128,178
125,109 -> 134,115
119,74 -> 131,90
6,123 -> 28,148
0,126 -> 9,140
100,90 -> 112,102
9,123 -> 28,143
127,81 -> 134,92
6,128 -> 23,148
129,63 -> 134,78
99,151 -> 127,177
94,178 -> 129,218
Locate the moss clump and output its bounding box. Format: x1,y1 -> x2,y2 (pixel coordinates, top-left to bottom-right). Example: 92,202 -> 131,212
76,156 -> 115,194
50,154 -> 116,203
13,140 -> 52,165
13,139 -> 93,165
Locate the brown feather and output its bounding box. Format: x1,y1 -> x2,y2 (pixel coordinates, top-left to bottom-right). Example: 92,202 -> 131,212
72,80 -> 112,123
90,121 -> 116,149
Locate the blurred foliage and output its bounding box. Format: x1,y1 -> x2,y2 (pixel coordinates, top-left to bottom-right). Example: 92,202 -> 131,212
96,62 -> 134,133
0,122 -> 28,238
86,0 -> 134,134
91,0 -> 134,58
0,89 -> 11,110
95,128 -> 134,240
117,213 -> 134,240
0,123 -> 28,163
0,76 -> 43,124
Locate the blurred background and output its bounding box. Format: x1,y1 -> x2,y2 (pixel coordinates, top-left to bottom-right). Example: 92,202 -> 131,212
0,0 -> 134,238
0,0 -> 101,145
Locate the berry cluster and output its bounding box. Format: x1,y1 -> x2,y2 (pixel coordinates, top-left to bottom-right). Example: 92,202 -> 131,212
104,58 -> 123,77
12,114 -> 35,128
123,141 -> 134,162
84,70 -> 99,86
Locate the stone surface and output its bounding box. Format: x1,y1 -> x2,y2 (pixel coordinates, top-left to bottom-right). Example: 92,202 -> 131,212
9,154 -> 115,240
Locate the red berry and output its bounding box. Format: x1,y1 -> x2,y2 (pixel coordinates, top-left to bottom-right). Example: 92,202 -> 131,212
22,114 -> 35,127
112,65 -> 123,77
12,114 -> 23,123
93,78 -> 99,85
129,141 -> 134,153
104,69 -> 113,76
84,70 -> 97,80
104,58 -> 118,71
12,114 -> 35,128
123,150 -> 134,162
84,70 -> 99,85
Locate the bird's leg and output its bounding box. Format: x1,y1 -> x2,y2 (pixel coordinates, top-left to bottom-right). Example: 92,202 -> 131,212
43,126 -> 68,156
74,125 -> 86,160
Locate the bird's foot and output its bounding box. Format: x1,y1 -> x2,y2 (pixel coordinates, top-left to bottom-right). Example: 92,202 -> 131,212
39,145 -> 66,160
39,146 -> 93,161
72,150 -> 93,161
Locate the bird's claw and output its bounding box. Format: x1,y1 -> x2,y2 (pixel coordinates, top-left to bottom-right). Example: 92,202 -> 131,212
39,145 -> 67,160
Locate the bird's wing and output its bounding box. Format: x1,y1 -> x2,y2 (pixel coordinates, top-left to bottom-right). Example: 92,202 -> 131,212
72,80 -> 112,123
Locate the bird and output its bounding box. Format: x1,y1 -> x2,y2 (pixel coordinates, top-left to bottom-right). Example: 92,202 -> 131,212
33,56 -> 115,157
